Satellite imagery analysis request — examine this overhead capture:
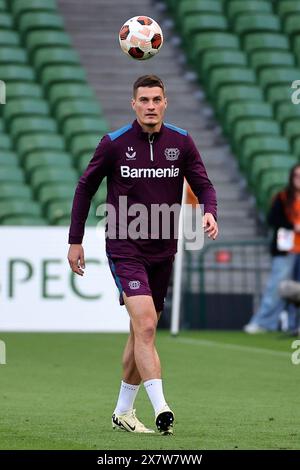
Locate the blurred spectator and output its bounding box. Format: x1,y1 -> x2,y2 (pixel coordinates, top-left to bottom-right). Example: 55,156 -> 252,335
244,164 -> 300,333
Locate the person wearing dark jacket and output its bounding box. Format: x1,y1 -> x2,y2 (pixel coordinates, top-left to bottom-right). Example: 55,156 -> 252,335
244,164 -> 300,333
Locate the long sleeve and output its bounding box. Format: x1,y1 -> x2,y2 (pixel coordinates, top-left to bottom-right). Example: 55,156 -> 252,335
184,135 -> 217,220
68,135 -> 114,244
267,193 -> 293,229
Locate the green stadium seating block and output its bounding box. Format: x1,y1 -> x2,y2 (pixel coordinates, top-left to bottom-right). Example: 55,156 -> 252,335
0,65 -> 35,82
0,47 -> 27,64
200,50 -> 247,75
46,200 -> 72,224
266,85 -> 294,107
16,134 -> 65,162
55,99 -> 102,125
6,82 -> 43,100
23,151 -> 72,174
0,12 -> 13,29
3,99 -> 49,125
39,184 -> 75,210
0,30 -> 19,47
30,167 -> 77,196
0,150 -> 18,167
11,0 -> 57,22
191,32 -> 239,61
182,14 -> 227,40
250,51 -> 295,73
40,65 -> 86,89
19,12 -> 64,39
208,67 -> 256,97
234,14 -> 280,36
177,0 -> 223,21
277,1 -> 300,19
0,166 -> 24,183
250,154 -> 297,189
26,30 -> 71,57
259,68 -> 300,92
63,117 -> 108,143
69,134 -> 102,159
240,135 -> 291,170
227,1 -> 272,22
283,15 -> 300,38
0,200 -> 41,222
243,33 -> 290,54
10,116 -> 57,140
258,170 -> 290,210
0,134 -> 12,150
225,102 -> 273,134
33,47 -> 80,76
0,182 -> 32,201
233,119 -> 280,148
284,121 -> 300,143
275,103 -> 300,128
48,83 -> 94,109
216,85 -> 263,115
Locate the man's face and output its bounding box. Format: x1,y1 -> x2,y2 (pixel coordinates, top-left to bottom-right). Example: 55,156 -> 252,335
132,86 -> 167,129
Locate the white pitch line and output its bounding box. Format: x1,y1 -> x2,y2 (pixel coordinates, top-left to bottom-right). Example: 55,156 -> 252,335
172,336 -> 291,358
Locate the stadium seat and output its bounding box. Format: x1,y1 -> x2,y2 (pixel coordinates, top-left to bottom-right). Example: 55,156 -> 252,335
39,184 -> 75,210
63,117 -> 109,144
19,12 -> 64,40
0,30 -> 19,47
6,82 -> 43,100
250,51 -> 295,73
33,47 -> 80,76
69,134 -> 102,159
0,150 -> 19,168
0,12 -> 13,29
10,0 -> 57,22
258,170 -> 290,210
234,14 -> 281,37
284,121 -> 300,144
225,102 -> 273,134
232,119 -> 280,148
292,138 -> 300,158
0,65 -> 35,82
0,166 -> 24,183
0,200 -> 41,222
16,134 -> 65,162
0,47 -> 27,64
283,15 -> 300,39
266,85 -> 294,108
249,154 -> 297,189
9,116 -> 57,140
48,83 -> 94,109
177,0 -> 223,21
191,32 -> 239,61
26,30 -> 71,57
0,0 -> 6,11
40,65 -> 86,89
239,135 -> 291,170
182,14 -> 227,40
200,50 -> 247,75
275,103 -> 300,129
208,67 -> 256,97
259,68 -> 300,93
226,1 -> 272,22
277,1 -> 300,19
216,85 -> 264,116
243,33 -> 290,54
46,200 -> 72,224
0,182 -> 32,201
23,151 -> 72,174
54,100 -> 103,126
3,99 -> 49,126
30,167 -> 77,196
0,134 -> 12,150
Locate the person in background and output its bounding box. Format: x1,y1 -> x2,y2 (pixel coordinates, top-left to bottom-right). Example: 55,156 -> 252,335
244,164 -> 300,334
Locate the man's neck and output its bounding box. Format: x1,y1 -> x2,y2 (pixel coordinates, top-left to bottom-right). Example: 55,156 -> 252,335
137,119 -> 162,134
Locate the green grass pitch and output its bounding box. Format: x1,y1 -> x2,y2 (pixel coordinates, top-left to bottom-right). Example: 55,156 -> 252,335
0,331 -> 299,450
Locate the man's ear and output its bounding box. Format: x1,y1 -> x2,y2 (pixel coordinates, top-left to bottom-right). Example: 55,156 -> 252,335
131,98 -> 135,111
164,97 -> 168,109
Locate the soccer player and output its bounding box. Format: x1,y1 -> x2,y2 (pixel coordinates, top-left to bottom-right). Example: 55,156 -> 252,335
68,75 -> 218,435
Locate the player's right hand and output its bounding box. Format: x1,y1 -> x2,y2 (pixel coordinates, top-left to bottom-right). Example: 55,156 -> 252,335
68,244 -> 85,276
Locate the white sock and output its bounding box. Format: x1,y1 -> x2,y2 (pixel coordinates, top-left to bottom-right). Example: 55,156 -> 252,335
144,379 -> 167,415
114,381 -> 140,415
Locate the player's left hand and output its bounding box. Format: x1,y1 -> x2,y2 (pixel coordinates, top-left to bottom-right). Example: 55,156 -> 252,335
203,213 -> 218,240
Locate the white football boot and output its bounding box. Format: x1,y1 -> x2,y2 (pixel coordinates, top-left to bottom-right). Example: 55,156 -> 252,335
112,409 -> 155,433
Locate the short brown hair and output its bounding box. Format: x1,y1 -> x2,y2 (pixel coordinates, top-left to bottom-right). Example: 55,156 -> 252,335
133,75 -> 165,97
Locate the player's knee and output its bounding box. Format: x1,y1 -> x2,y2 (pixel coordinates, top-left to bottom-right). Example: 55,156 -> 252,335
136,317 -> 156,343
